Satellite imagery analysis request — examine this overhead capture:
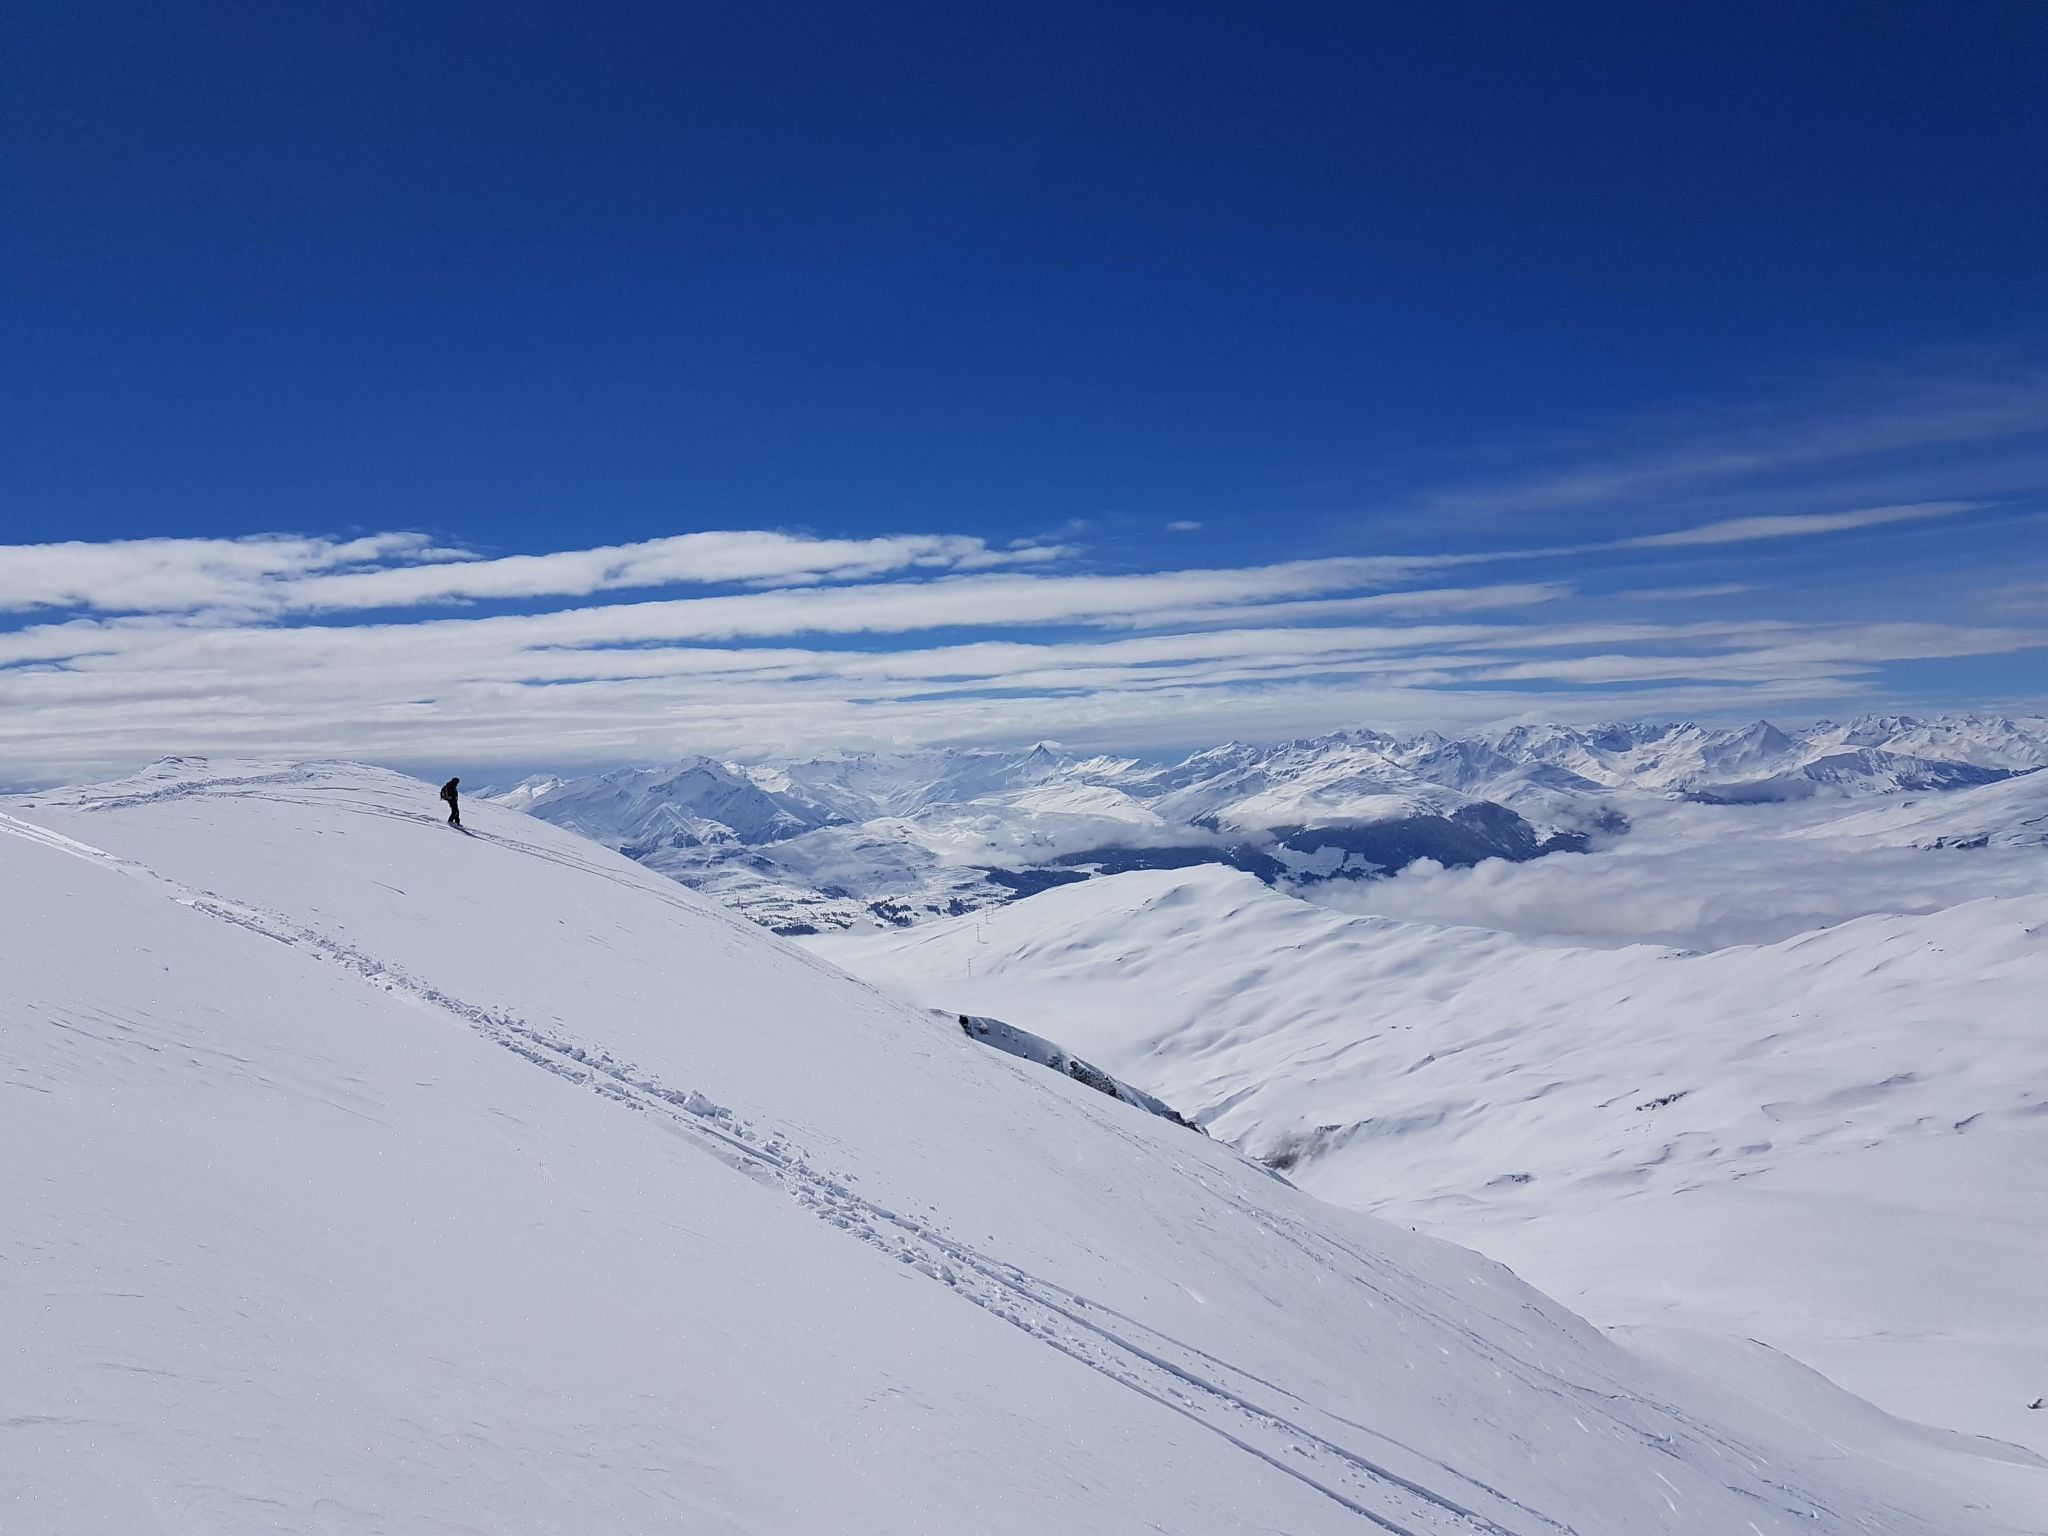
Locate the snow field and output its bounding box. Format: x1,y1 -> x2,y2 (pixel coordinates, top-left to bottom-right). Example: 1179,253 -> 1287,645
6,761 -> 2039,1531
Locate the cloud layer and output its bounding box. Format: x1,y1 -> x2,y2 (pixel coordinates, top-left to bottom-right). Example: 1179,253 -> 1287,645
1311,796 -> 2048,951
2,497 -> 2043,786
1,530 -> 1066,617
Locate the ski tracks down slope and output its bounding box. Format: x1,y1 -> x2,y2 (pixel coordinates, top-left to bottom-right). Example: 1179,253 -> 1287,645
0,804 -> 1571,1534
5,760 -> 2039,1534
0,807 -> 1522,1534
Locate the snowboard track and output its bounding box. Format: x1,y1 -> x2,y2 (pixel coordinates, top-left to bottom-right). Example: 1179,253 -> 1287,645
1,802 -> 1870,1535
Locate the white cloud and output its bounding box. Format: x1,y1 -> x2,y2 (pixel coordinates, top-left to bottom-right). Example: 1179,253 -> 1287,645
278,531 -> 1070,610
0,530 -> 1069,617
1111,582 -> 1574,629
1621,502 -> 1972,549
3,515 -> 2043,787
1309,796 -> 2048,951
1423,366 -> 2048,520
1616,583 -> 1754,602
1982,580 -> 2048,615
0,533 -> 452,616
0,500 -> 1988,628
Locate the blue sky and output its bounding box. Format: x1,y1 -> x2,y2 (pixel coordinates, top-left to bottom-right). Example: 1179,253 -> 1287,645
2,2 -> 2045,781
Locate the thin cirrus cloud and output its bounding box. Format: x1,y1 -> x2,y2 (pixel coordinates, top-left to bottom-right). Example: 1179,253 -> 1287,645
1418,367 -> 2048,522
0,530 -> 1069,617
0,500 -> 2042,785
1616,584 -> 1755,602
0,501 -> 1987,626
1619,501 -> 1973,549
278,531 -> 1072,611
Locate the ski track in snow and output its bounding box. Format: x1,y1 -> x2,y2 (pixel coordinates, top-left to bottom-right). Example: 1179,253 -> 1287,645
11,763 -> 2026,1533
0,800 -> 1617,1536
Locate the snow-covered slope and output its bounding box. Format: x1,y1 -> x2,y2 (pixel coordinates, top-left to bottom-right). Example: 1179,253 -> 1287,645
811,862 -> 2048,1464
16,761 -> 2042,1531
502,715 -> 2048,932
951,1009 -> 1202,1130
1803,715 -> 2048,773
1806,767 -> 2048,849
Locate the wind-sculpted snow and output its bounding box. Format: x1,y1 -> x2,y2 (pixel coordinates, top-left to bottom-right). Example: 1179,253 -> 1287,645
501,714 -> 2048,932
4,760 -> 2038,1532
952,1010 -> 1203,1131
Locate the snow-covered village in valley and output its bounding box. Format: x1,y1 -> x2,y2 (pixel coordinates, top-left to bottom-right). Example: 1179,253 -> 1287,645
5,7 -> 2046,1534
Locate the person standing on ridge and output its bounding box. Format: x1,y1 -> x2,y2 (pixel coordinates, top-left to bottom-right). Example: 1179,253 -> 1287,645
440,776 -> 462,827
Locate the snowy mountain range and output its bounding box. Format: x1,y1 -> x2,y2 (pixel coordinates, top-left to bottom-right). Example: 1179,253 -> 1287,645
498,713 -> 2048,932
14,758 -> 2040,1530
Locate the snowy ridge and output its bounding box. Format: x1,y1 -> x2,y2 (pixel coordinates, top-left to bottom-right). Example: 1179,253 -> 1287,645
5,759 -> 2041,1531
502,714 -> 2048,932
1804,767 -> 2048,849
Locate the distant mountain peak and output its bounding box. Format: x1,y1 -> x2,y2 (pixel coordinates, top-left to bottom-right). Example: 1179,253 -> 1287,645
499,713 -> 2047,933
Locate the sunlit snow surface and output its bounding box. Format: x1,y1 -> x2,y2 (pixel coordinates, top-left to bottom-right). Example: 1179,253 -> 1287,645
813,787 -> 2048,1470
6,760 -> 2043,1532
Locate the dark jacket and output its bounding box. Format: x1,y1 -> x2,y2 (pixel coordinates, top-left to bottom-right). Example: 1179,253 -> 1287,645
440,778 -> 460,805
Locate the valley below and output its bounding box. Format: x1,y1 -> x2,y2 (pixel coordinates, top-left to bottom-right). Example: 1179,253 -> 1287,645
808,767 -> 2048,1460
